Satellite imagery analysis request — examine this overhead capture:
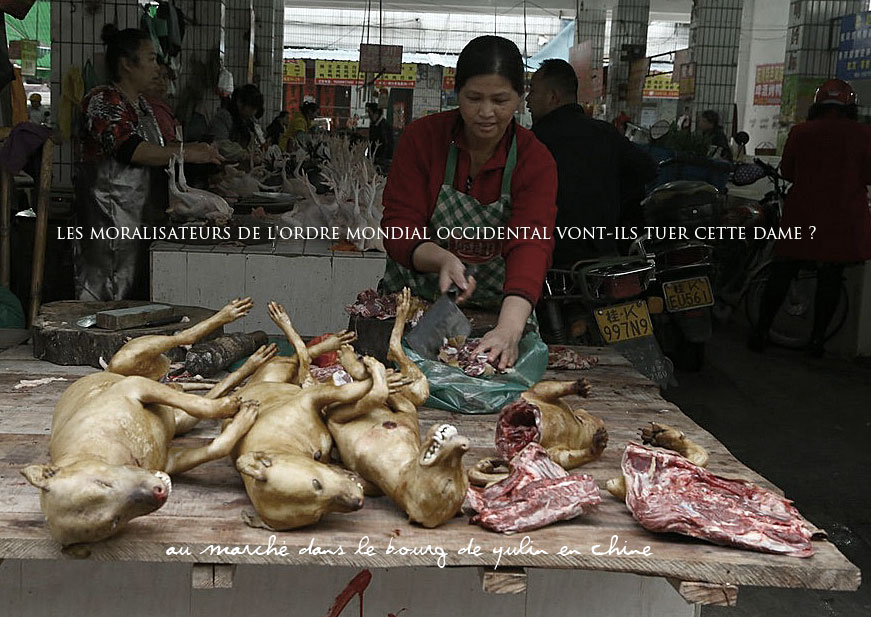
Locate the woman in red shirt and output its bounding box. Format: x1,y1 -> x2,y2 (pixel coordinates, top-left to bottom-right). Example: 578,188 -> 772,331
749,79 -> 871,356
380,36 -> 558,369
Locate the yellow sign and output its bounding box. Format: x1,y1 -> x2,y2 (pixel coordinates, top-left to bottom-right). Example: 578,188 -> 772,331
314,61 -> 417,87
283,59 -> 305,84
643,72 -> 680,99
663,277 -> 714,312
442,67 -> 456,90
594,301 -> 653,344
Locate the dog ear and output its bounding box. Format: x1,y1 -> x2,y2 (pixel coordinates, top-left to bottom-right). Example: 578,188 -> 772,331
21,464 -> 59,490
236,452 -> 271,482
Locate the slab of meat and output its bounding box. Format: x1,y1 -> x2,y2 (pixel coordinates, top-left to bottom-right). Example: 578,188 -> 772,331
622,442 -> 814,557
466,443 -> 601,534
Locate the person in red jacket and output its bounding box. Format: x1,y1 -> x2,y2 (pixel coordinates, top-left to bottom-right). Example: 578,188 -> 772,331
749,79 -> 871,356
380,35 -> 558,369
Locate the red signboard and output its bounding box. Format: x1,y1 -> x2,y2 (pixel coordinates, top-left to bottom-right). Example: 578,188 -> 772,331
754,63 -> 784,106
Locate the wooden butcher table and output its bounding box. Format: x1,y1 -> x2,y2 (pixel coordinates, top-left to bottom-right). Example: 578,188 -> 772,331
0,343 -> 860,617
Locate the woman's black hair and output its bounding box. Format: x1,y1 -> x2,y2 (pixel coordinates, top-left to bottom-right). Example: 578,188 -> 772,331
365,102 -> 382,116
101,24 -> 151,83
301,101 -> 319,115
231,84 -> 264,120
807,102 -> 858,121
455,35 -> 525,96
701,109 -> 721,129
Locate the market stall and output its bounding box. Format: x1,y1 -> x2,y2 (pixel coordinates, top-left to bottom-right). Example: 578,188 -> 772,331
0,341 -> 859,616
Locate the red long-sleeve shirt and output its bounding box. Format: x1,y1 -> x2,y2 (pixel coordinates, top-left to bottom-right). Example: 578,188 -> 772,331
381,109 -> 558,305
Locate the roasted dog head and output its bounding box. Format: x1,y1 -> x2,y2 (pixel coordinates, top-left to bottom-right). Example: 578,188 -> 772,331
236,451 -> 364,530
398,423 -> 470,528
22,461 -> 171,546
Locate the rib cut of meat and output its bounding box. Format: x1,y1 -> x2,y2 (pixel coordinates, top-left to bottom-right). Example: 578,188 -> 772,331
466,443 -> 600,534
495,398 -> 541,459
622,442 -> 814,557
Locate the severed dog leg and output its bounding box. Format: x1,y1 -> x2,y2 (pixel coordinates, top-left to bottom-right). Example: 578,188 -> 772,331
125,376 -> 243,420
268,301 -> 316,388
107,297 -> 254,381
166,401 -> 260,474
640,422 -> 709,468
527,378 -> 591,402
386,287 -> 429,409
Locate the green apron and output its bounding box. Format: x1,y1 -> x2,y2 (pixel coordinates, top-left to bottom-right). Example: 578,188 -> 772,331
381,136 -> 518,310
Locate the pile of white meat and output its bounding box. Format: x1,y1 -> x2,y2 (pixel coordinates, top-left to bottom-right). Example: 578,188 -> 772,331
279,135 -> 387,251
166,138 -> 387,251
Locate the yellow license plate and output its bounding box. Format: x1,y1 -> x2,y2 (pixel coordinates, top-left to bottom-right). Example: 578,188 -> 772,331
663,276 -> 714,312
594,300 -> 653,344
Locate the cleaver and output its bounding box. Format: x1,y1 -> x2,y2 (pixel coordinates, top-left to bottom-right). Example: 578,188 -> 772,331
405,285 -> 472,361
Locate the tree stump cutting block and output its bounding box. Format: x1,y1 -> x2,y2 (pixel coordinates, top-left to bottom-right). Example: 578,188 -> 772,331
32,301 -> 221,368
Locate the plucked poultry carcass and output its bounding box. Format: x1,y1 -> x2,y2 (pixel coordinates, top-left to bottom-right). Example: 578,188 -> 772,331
166,154 -> 234,223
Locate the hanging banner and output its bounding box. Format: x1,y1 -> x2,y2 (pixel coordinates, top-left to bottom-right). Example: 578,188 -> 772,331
643,72 -> 679,99
315,60 -> 417,87
283,59 -> 306,85
836,11 -> 871,80
753,63 -> 783,105
442,67 -> 455,91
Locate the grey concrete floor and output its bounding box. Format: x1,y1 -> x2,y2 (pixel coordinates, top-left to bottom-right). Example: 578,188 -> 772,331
663,322 -> 871,617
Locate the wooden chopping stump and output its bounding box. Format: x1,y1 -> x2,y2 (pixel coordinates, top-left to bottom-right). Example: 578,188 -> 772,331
32,301 -> 221,368
348,308 -> 502,364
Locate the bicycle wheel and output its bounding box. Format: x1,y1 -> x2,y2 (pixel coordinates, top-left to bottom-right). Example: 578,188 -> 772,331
744,263 -> 849,348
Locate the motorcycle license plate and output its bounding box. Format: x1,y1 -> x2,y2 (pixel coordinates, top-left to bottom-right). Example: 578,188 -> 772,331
594,300 -> 653,344
663,276 -> 714,312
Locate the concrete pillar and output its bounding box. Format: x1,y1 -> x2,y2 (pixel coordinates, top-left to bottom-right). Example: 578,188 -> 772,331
779,0 -> 864,139
688,0 -> 744,137
576,6 -> 607,69
605,0 -> 650,120
225,0 -> 255,89
253,0 -> 278,121
272,1 -> 286,116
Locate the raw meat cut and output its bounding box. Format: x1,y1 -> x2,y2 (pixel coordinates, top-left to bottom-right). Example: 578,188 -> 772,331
495,398 -> 541,459
345,289 -> 427,324
166,154 -> 233,223
547,346 -> 598,370
622,442 -> 814,557
438,336 -> 503,377
465,443 -> 601,534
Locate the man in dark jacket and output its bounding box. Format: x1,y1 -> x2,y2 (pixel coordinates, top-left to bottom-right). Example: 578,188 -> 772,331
366,102 -> 393,171
526,59 -> 656,266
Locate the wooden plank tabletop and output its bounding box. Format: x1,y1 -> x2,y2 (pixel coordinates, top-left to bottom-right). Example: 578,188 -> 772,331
0,344 -> 860,593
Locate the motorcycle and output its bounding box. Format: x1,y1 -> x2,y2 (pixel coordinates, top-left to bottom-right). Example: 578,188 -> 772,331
631,167 -> 724,371
539,256 -> 674,388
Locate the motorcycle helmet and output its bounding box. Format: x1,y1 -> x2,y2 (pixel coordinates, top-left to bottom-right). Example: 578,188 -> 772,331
813,79 -> 857,105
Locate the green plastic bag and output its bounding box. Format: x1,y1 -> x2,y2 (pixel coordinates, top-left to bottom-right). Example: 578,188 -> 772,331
0,287 -> 24,329
403,331 -> 548,414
